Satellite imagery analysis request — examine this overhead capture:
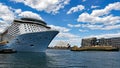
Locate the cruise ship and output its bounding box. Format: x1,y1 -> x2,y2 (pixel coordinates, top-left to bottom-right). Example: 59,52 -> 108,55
0,18 -> 59,52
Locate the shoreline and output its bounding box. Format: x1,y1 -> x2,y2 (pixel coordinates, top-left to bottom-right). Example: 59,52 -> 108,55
71,46 -> 119,51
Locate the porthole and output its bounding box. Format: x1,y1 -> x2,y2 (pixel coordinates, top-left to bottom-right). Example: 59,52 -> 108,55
16,39 -> 20,43
30,44 -> 34,47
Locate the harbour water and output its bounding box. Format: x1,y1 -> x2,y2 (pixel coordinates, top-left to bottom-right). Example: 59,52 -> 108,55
0,49 -> 120,68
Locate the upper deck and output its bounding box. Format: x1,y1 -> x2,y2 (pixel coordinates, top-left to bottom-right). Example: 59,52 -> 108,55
21,18 -> 46,25
1,18 -> 51,36
14,18 -> 50,28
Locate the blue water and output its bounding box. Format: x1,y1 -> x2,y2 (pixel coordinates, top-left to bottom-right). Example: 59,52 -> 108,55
0,49 -> 120,68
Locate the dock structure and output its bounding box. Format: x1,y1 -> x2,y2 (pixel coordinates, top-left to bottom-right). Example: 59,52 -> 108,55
0,37 -> 16,53
0,49 -> 17,53
71,46 -> 119,51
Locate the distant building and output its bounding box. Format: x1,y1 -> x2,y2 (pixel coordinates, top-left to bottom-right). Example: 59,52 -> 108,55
81,37 -> 120,48
110,37 -> 120,48
0,34 -> 1,41
98,38 -> 111,46
54,41 -> 71,49
81,37 -> 97,47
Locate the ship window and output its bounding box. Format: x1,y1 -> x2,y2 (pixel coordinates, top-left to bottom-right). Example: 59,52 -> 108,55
30,44 -> 34,46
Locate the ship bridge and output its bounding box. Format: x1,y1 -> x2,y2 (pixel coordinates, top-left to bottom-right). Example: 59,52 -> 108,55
20,18 -> 46,25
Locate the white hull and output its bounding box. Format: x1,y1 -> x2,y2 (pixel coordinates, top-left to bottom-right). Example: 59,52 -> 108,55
6,31 -> 58,52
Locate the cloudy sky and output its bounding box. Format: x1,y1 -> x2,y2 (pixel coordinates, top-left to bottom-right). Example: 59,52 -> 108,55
0,0 -> 120,46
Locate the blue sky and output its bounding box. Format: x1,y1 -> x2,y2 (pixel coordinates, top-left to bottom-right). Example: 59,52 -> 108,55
0,0 -> 120,47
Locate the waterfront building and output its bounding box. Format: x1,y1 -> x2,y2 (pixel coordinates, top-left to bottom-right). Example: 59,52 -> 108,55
98,38 -> 112,46
110,37 -> 120,48
81,37 -> 97,47
81,37 -> 120,48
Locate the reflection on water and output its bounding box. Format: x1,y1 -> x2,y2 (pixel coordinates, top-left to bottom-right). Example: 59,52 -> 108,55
0,52 -> 48,68
0,49 -> 120,68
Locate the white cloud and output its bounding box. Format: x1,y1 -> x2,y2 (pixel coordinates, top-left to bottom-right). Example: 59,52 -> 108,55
77,2 -> 120,25
48,25 -> 81,46
0,3 -> 44,32
79,29 -> 88,32
68,23 -> 120,30
84,32 -> 120,39
101,25 -> 120,30
67,24 -> 81,28
0,3 -> 14,23
67,24 -> 74,27
48,25 -> 80,38
73,24 -> 81,27
57,32 -> 79,38
82,0 -> 86,2
11,0 -> 70,14
91,2 -> 120,17
0,3 -> 15,32
15,9 -> 22,14
67,23 -> 120,31
48,25 -> 70,32
91,2 -> 120,16
18,11 -> 43,20
77,13 -> 120,25
82,24 -> 103,30
102,24 -> 120,30
67,5 -> 85,14
0,20 -> 9,32
81,24 -> 120,30
91,5 -> 99,9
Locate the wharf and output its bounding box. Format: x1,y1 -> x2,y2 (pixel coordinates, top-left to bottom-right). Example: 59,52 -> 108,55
0,41 -> 17,54
0,49 -> 17,54
71,46 -> 119,51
